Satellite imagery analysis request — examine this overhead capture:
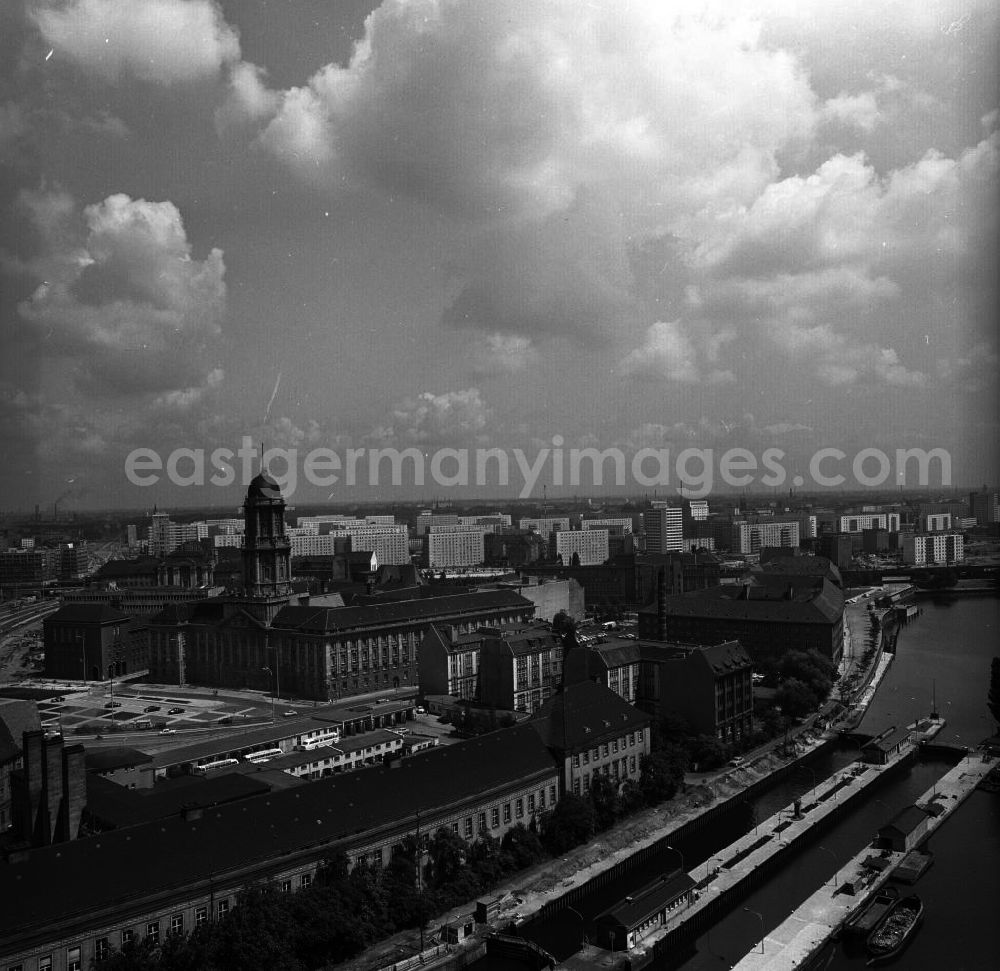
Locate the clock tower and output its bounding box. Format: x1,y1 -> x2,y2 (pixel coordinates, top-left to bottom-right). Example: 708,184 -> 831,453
242,471 -> 292,600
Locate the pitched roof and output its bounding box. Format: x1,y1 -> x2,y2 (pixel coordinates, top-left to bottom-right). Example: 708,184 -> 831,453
640,578 -> 844,625
84,747 -> 154,773
44,603 -> 134,625
881,805 -> 929,835
596,869 -> 695,929
484,624 -> 561,657
759,555 -> 842,586
694,639 -> 752,675
530,680 -> 650,751
864,726 -> 911,752
589,640 -> 644,668
85,772 -> 271,829
271,589 -> 532,633
0,725 -> 557,938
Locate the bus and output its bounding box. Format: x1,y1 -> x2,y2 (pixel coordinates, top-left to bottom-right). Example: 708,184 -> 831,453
192,758 -> 239,775
244,748 -> 283,764
295,729 -> 341,750
295,738 -> 338,752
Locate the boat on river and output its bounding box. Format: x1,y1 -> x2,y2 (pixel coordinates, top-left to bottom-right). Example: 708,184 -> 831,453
845,885 -> 898,938
866,894 -> 922,964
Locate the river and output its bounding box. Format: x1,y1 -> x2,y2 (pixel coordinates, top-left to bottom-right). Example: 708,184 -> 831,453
669,594 -> 1000,970
483,596 -> 1000,969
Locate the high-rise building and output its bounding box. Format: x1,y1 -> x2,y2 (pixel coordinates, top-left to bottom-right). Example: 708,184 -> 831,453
733,521 -> 800,554
969,489 -> 998,525
554,529 -> 609,566
902,532 -> 964,565
581,517 -> 633,534
425,530 -> 486,569
643,506 -> 683,553
519,517 -> 571,534
416,513 -> 460,534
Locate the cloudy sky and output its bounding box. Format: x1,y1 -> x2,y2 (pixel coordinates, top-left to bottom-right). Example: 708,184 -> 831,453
1,0 -> 997,509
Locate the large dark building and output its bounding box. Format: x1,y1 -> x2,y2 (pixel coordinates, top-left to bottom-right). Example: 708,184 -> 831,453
147,588 -> 535,701
145,476 -> 535,701
0,726 -> 562,971
639,573 -> 844,667
520,552 -> 719,613
43,604 -> 146,682
565,637 -> 754,744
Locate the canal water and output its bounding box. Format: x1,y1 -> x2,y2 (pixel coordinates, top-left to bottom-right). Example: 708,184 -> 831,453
858,594 -> 999,748
668,594 -> 1000,970
489,597 -> 999,968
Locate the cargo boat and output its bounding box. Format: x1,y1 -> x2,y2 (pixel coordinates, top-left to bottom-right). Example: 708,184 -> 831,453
866,894 -> 922,965
844,886 -> 898,938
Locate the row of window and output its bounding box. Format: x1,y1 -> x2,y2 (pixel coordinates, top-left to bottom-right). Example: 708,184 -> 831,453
447,784 -> 558,839
571,756 -> 635,794
12,901 -> 237,971
571,730 -> 643,768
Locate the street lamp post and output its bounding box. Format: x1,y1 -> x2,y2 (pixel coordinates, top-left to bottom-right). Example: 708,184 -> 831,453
77,633 -> 87,685
743,906 -> 765,954
262,666 -> 276,723
566,905 -> 586,948
705,855 -> 720,880
666,844 -> 685,874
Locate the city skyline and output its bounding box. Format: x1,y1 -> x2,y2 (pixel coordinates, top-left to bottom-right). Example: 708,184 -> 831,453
1,0 -> 998,510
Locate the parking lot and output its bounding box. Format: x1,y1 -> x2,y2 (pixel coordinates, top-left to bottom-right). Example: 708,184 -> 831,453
33,684 -> 282,737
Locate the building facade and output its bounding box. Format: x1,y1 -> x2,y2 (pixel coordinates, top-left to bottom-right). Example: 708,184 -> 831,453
478,624 -> 564,714
424,530 -> 486,570
643,507 -> 683,553
902,532 -> 964,565
554,529 -> 609,567
530,680 -> 651,798
0,727 -> 561,971
44,605 -> 145,682
147,589 -> 535,701
638,575 -> 844,666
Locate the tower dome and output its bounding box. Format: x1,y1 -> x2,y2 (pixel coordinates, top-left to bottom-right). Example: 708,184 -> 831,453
247,471 -> 283,500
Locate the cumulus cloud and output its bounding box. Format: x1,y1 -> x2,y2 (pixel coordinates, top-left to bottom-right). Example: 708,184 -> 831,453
31,0 -> 240,84
369,388 -> 491,445
680,132 -> 999,387
247,0 -> 820,344
620,321 -> 734,385
215,61 -> 281,133
821,91 -> 881,132
16,188 -> 226,397
266,416 -> 325,448
470,334 -> 538,375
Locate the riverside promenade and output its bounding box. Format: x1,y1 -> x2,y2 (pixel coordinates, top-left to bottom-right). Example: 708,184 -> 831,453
621,740 -> 920,967
731,751 -> 994,969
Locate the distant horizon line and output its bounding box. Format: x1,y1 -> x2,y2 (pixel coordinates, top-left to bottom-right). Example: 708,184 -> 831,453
2,483 -> 995,520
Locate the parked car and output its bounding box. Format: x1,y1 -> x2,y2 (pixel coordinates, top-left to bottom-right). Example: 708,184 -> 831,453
159,728 -> 176,735
415,706 -> 426,714
143,705 -> 161,713
728,756 -> 745,767
167,707 -> 185,715
50,695 -> 65,703
282,710 -> 297,717
103,701 -> 122,709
